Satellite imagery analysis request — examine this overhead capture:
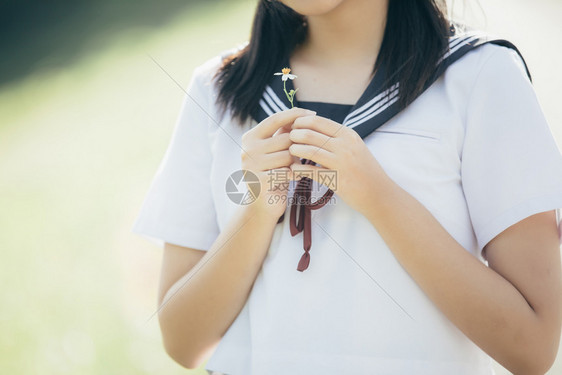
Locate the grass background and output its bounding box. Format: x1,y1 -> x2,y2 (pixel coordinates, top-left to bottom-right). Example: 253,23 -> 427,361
0,0 -> 560,373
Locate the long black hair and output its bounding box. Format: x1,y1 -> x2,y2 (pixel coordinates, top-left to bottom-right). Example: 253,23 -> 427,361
214,0 -> 450,125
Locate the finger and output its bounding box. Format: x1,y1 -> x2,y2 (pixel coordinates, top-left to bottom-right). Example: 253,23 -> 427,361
289,143 -> 335,169
261,132 -> 292,154
290,163 -> 337,190
292,115 -> 345,138
258,150 -> 294,171
243,127 -> 293,162
272,122 -> 293,137
256,107 -> 316,139
289,128 -> 336,152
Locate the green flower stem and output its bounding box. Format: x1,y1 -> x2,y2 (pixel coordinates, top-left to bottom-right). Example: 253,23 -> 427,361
283,80 -> 295,108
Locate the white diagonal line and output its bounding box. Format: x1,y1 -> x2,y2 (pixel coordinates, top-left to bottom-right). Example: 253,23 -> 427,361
266,85 -> 289,111
440,33 -> 485,63
312,217 -> 415,321
146,209 -> 256,322
344,85 -> 399,128
259,98 -> 274,116
146,53 -> 254,161
349,94 -> 399,130
264,90 -> 283,113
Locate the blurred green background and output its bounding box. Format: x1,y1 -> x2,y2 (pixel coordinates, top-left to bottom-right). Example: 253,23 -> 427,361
0,0 -> 560,374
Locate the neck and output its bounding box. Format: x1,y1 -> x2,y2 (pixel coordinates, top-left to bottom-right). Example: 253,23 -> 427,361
297,0 -> 388,67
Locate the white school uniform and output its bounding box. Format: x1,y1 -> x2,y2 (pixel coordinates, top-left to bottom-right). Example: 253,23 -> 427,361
132,41 -> 562,374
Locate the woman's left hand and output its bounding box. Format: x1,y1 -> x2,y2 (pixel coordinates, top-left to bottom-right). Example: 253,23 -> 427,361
288,114 -> 388,216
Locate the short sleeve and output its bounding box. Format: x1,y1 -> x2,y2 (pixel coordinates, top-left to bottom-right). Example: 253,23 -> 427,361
131,58 -> 222,251
461,45 -> 562,255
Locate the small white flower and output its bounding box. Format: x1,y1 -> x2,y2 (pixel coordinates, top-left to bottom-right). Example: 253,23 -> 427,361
275,67 -> 298,108
274,67 -> 297,81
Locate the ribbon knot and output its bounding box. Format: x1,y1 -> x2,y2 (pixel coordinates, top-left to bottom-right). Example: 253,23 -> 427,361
277,158 -> 334,272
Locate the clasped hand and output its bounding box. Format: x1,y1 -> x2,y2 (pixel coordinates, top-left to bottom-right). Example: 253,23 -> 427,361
240,107 -> 387,218
288,109 -> 387,215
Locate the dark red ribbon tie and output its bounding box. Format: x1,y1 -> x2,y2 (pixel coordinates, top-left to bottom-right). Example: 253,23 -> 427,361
278,158 -> 334,272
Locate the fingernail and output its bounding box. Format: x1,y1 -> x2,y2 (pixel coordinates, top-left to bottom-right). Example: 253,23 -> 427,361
304,110 -> 316,116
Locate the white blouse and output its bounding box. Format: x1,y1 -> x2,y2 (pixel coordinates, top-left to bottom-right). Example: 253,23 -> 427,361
132,43 -> 562,375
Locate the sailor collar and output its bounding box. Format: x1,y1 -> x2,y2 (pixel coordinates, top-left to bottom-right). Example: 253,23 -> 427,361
249,28 -> 531,272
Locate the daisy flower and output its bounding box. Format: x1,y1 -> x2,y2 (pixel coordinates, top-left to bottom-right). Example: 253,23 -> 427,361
274,67 -> 298,81
274,67 -> 298,108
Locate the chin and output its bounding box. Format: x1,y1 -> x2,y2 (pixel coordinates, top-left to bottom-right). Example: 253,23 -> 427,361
278,0 -> 346,16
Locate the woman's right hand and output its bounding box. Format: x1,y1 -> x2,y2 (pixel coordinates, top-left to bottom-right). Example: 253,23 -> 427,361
240,107 -> 317,219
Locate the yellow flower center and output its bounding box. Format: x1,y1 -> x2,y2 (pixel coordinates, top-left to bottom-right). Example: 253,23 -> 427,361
282,68 -> 291,75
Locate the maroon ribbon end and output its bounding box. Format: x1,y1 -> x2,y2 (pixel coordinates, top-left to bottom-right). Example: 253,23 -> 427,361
296,252 -> 310,272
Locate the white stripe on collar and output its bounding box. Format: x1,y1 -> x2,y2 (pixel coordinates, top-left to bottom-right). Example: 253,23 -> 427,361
343,84 -> 399,127
440,32 -> 487,63
259,98 -> 274,116
343,32 -> 485,129
256,32 -> 490,130
348,87 -> 400,129
266,85 -> 289,111
264,89 -> 284,113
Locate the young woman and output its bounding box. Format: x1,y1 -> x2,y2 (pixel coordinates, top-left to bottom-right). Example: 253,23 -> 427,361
133,0 -> 562,374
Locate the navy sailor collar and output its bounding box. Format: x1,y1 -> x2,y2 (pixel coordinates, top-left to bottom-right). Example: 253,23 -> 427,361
252,28 -> 531,139
248,27 -> 532,273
